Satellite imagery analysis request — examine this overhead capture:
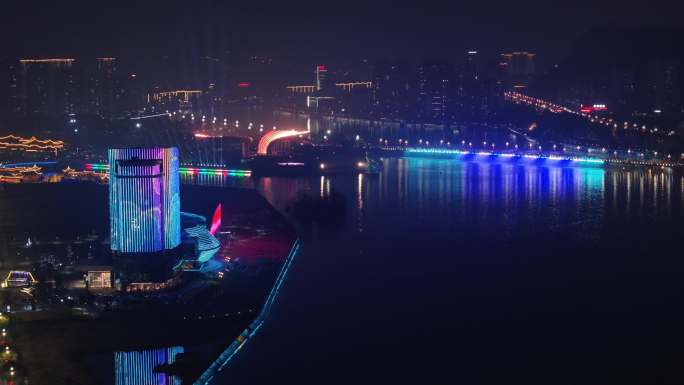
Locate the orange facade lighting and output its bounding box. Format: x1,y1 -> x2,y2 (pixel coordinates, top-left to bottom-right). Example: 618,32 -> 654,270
0,134 -> 65,152
149,90 -> 202,103
19,58 -> 75,65
286,85 -> 316,93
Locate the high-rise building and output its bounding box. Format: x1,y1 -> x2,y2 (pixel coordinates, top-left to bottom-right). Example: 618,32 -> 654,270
115,346 -> 183,385
499,52 -> 536,88
463,51 -> 480,81
418,61 -> 452,122
372,60 -> 417,119
315,65 -> 330,92
88,57 -> 120,116
455,51 -> 492,119
641,59 -> 681,115
108,147 -> 181,253
0,60 -> 20,115
18,58 -> 77,116
121,73 -> 145,112
147,89 -> 202,111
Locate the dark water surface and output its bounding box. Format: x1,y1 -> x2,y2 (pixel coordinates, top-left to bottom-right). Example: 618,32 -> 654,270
217,158 -> 684,384
2,158 -> 683,384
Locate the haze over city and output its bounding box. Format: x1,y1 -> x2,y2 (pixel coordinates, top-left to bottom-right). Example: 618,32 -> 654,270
0,1 -> 683,384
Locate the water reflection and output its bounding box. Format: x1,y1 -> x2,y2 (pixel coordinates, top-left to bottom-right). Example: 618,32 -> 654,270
357,173 -> 364,232
255,158 -> 683,235
114,346 -> 183,385
223,157 -> 684,385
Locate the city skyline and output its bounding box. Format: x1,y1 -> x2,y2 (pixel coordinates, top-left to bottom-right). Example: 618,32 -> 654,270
2,1 -> 681,66
1,2 -> 684,385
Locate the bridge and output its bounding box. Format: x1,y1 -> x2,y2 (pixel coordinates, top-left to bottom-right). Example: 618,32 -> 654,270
398,147 -> 683,168
257,128 -> 310,155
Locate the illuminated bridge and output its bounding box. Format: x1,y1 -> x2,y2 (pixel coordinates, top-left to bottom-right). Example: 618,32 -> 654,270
405,147 -> 605,166
257,128 -> 310,155
403,147 -> 683,168
86,163 -> 252,177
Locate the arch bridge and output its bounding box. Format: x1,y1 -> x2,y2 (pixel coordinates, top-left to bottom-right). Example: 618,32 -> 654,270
257,129 -> 310,155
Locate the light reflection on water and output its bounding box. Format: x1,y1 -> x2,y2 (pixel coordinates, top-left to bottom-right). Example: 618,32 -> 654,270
114,346 -> 183,385
217,157 -> 684,384
177,157 -> 682,243
254,158 -> 681,237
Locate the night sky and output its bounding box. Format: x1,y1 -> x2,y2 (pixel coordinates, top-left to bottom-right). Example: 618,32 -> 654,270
1,0 -> 680,68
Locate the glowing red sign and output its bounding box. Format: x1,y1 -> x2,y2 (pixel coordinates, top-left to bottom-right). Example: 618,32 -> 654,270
580,104 -> 608,114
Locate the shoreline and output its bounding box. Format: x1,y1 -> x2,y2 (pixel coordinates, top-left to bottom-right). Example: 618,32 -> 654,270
194,238 -> 300,384
1,182 -> 299,384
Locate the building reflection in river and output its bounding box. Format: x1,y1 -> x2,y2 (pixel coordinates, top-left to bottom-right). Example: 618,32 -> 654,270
254,158 -> 682,235
114,346 -> 183,385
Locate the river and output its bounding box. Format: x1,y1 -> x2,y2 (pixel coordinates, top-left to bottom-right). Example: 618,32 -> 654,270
215,157 -> 684,384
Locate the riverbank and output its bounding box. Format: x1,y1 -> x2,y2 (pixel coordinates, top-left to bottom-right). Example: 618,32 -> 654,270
1,183 -> 298,384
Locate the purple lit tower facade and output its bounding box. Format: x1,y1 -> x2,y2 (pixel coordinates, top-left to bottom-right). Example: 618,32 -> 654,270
115,346 -> 183,385
108,147 -> 181,253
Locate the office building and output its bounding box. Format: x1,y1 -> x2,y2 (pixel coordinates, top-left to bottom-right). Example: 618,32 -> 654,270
18,58 -> 77,116
372,60 -> 417,119
147,90 -> 202,111
500,51 -> 536,88
108,147 -> 181,253
418,61 -> 452,122
315,65 -> 331,92
88,57 -> 120,116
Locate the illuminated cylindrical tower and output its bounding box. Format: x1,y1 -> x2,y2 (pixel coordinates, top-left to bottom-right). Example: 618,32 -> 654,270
108,147 -> 180,253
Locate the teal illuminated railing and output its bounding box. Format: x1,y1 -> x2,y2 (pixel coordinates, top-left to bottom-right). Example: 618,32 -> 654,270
85,163 -> 253,177
193,238 -> 301,385
179,167 -> 252,177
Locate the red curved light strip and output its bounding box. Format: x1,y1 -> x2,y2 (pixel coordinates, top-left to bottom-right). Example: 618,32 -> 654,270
209,204 -> 222,235
257,129 -> 309,155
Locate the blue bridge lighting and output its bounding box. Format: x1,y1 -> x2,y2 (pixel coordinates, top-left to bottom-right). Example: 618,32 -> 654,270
404,147 -> 605,165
